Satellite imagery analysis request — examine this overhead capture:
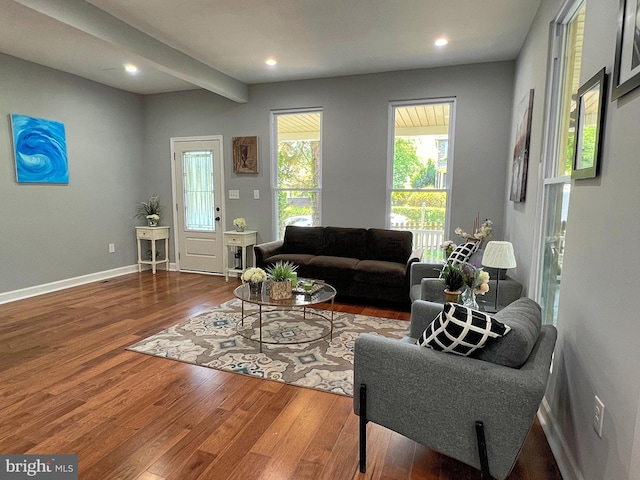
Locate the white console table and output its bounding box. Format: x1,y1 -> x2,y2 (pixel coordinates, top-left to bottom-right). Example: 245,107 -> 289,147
136,226 -> 170,274
224,230 -> 257,282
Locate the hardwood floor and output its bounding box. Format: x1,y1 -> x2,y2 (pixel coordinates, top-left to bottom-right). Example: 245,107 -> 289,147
0,272 -> 562,480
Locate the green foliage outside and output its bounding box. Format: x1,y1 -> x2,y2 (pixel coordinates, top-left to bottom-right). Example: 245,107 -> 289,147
277,140 -> 319,189
565,125 -> 597,174
393,138 -> 422,188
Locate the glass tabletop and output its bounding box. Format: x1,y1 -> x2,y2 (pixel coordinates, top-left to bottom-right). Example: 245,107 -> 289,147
233,281 -> 336,307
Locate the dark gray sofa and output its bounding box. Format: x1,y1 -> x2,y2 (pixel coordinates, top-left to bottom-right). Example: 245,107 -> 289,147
254,226 -> 422,304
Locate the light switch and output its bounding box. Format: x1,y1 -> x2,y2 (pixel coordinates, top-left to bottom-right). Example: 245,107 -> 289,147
229,190 -> 239,199
254,190 -> 260,199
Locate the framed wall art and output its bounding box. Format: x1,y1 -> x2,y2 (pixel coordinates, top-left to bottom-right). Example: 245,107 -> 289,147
612,0 -> 640,99
11,113 -> 69,184
509,89 -> 534,203
572,68 -> 608,180
232,136 -> 258,174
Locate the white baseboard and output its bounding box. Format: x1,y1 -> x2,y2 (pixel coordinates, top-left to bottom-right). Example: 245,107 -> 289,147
0,264 -> 175,305
538,397 -> 584,480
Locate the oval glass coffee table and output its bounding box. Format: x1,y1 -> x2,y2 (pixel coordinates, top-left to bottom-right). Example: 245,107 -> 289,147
233,281 -> 337,353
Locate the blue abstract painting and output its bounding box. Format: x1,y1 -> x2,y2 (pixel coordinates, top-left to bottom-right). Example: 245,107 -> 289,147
11,114 -> 68,184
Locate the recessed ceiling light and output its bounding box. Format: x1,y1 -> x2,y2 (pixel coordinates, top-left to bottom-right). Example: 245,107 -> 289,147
124,64 -> 138,74
434,38 -> 448,47
265,58 -> 277,66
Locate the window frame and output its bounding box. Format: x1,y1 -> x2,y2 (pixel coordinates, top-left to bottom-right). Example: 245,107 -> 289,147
270,107 -> 323,240
386,98 -> 456,255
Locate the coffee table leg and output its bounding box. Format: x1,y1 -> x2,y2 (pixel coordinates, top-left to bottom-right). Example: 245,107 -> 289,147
259,304 -> 263,353
330,298 -> 334,340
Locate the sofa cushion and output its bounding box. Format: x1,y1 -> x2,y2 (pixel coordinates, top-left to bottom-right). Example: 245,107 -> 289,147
364,229 -> 413,264
354,260 -> 407,286
307,255 -> 359,280
418,303 -> 511,356
323,227 -> 367,258
472,297 -> 542,368
282,226 -> 325,255
264,253 -> 315,267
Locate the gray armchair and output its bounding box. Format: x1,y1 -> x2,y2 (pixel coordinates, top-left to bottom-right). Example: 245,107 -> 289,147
409,250 -> 523,308
353,298 -> 557,480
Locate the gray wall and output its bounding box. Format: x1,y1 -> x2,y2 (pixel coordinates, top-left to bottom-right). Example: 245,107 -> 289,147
505,0 -> 640,478
143,62 -> 515,249
0,53 -> 144,294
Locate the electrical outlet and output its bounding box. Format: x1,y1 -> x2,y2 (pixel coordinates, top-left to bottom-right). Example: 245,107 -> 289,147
108,243 -> 115,253
228,190 -> 240,199
253,189 -> 260,199
593,395 -> 605,437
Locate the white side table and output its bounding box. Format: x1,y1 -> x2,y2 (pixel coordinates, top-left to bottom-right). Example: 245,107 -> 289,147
224,230 -> 257,282
136,226 -> 170,274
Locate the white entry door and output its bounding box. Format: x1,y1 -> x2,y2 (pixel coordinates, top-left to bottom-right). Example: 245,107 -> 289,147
173,138 -> 224,273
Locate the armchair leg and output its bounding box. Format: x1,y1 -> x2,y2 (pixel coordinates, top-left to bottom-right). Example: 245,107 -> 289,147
475,421 -> 492,480
359,384 -> 368,473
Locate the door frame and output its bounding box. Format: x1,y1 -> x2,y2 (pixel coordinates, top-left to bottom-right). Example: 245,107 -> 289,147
170,135 -> 226,273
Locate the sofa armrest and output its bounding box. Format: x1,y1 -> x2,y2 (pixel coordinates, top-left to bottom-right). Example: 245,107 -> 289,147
410,262 -> 442,287
353,326 -> 556,479
254,240 -> 284,267
409,299 -> 443,339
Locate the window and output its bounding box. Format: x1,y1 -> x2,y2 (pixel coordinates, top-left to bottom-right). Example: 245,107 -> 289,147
389,99 -> 455,261
272,109 -> 322,239
537,2 -> 585,325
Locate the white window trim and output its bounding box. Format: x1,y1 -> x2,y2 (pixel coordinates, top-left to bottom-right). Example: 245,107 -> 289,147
270,107 -> 323,239
386,97 -> 456,236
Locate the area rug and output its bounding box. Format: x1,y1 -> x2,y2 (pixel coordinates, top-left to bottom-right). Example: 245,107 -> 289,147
126,299 -> 409,396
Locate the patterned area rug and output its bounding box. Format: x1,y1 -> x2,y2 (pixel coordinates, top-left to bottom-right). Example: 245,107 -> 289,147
126,299 -> 409,396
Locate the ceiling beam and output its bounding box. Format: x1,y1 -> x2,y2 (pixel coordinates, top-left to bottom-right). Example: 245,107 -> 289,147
13,0 -> 249,103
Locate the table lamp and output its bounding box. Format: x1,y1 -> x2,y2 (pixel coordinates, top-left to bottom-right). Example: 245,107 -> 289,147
481,241 -> 517,312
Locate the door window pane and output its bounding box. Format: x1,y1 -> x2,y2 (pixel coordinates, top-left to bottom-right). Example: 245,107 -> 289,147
183,150 -> 215,231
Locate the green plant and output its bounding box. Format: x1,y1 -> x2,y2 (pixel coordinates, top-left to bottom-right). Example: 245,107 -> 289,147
136,194 -> 163,219
440,261 -> 465,292
266,261 -> 298,282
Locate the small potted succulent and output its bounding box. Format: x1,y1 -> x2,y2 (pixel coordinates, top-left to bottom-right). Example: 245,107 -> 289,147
266,261 -> 298,300
440,260 -> 465,303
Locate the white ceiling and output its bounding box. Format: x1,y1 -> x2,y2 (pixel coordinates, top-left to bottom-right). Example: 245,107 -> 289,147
0,0 -> 542,102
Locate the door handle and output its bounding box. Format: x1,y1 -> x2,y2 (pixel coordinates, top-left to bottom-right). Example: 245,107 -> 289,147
215,216 -> 221,221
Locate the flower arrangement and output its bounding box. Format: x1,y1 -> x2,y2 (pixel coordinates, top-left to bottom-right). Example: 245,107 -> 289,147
461,263 -> 490,295
136,195 -> 162,220
266,260 -> 298,282
233,218 -> 247,228
440,261 -> 465,292
441,240 -> 457,258
455,214 -> 493,243
241,267 -> 267,284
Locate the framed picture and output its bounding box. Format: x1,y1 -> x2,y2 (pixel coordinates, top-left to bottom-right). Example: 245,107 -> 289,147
612,0 -> 640,99
509,89 -> 534,203
232,136 -> 258,173
11,113 -> 68,184
572,68 -> 608,180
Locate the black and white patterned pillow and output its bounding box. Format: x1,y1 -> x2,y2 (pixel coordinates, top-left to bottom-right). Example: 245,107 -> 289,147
447,241 -> 479,266
418,303 -> 511,356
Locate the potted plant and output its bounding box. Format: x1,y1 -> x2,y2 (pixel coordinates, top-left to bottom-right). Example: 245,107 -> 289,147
440,260 -> 465,303
266,261 -> 298,300
136,194 -> 163,227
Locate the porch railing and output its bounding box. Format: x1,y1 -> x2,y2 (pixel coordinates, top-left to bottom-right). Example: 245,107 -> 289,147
390,222 -> 445,262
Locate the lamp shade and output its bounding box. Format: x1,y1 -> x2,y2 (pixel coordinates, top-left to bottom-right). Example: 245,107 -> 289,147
481,241 -> 516,269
